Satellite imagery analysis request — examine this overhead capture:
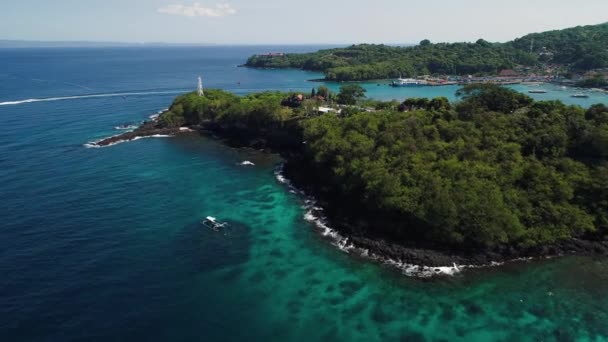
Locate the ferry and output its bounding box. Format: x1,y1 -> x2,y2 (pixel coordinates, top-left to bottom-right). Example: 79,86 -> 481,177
391,78 -> 427,87
528,90 -> 547,94
571,93 -> 590,98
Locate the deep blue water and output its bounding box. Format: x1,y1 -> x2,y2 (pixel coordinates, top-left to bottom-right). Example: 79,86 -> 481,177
1,47 -> 607,342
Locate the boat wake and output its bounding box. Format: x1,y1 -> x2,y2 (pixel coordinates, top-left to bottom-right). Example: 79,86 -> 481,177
0,91 -> 185,107
273,165 -> 466,277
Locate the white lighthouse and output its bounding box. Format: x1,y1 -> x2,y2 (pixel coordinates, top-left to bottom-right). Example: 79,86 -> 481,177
197,76 -> 204,96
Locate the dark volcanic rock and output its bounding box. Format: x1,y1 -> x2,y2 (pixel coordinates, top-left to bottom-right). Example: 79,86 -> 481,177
92,120 -> 182,147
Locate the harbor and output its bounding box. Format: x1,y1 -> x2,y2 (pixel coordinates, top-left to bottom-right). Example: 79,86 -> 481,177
363,68 -> 608,105
323,80 -> 608,107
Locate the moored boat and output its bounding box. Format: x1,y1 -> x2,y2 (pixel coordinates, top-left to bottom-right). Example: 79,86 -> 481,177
390,78 -> 427,87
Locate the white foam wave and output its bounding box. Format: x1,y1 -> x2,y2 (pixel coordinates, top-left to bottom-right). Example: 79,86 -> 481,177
0,91 -> 183,107
84,134 -> 172,148
149,108 -> 169,120
114,125 -> 139,131
275,171 -> 289,185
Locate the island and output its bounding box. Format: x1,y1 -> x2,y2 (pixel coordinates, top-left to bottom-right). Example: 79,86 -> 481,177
95,83 -> 608,268
244,22 -> 608,89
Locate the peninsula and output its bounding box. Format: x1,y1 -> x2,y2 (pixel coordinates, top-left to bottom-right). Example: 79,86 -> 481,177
96,84 -> 608,267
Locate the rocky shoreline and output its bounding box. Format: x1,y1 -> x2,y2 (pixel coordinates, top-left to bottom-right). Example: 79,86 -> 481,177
88,118 -> 190,147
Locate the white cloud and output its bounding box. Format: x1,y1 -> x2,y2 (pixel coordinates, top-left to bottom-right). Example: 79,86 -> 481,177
157,2 -> 237,17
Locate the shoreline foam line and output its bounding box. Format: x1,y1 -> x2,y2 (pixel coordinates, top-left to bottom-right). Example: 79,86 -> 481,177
0,90 -> 187,106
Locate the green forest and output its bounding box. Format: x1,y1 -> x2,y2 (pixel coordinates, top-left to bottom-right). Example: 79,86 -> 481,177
244,22 -> 608,81
160,90 -> 297,129
511,23 -> 608,70
160,85 -> 608,249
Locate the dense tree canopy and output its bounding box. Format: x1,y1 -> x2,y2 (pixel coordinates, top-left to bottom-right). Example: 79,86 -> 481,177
160,90 -> 299,130
246,42 -> 531,81
337,84 -> 367,105
301,85 -> 607,247
510,22 -> 608,70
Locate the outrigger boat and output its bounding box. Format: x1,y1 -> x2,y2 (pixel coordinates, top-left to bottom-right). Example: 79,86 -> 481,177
202,216 -> 228,231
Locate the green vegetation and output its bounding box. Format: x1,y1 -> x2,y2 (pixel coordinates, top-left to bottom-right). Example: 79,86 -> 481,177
302,85 -> 607,247
160,85 -> 607,249
576,75 -> 608,89
245,23 -> 608,81
336,84 -> 366,105
160,89 -> 299,130
511,23 -> 608,70
246,42 -> 531,81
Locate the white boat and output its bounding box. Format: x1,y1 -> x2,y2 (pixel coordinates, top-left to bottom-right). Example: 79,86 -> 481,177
571,93 -> 589,98
390,78 -> 427,87
202,216 -> 228,231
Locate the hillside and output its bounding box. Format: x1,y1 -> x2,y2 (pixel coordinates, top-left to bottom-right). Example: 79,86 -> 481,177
510,22 -> 608,70
245,23 -> 608,81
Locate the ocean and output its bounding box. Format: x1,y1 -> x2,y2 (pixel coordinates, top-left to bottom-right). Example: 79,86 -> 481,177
0,46 -> 607,341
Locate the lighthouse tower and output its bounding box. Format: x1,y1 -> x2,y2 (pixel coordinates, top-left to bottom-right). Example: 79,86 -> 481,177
197,76 -> 204,96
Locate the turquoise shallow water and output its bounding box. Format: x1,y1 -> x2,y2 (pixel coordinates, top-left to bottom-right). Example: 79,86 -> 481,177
1,47 -> 607,341
323,81 -> 608,107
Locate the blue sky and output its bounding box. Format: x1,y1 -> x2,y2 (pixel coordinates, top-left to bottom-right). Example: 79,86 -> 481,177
2,0 -> 608,44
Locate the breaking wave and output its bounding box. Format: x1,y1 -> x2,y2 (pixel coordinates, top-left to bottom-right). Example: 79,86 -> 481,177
114,125 -> 139,131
